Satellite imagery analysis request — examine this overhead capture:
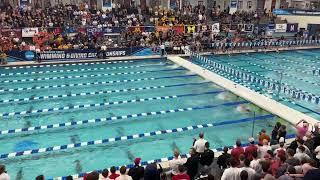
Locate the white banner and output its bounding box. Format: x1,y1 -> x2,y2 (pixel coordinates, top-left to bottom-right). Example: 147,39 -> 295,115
22,28 -> 39,37
212,23 -> 220,33
275,24 -> 287,33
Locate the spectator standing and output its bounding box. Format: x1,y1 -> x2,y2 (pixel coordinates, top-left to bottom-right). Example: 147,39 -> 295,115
109,166 -> 120,180
258,129 -> 270,144
221,158 -> 240,180
184,148 -> 199,179
172,165 -> 190,180
128,158 -> 144,180
0,165 -> 10,180
250,151 -> 262,173
285,149 -> 300,166
258,139 -> 272,158
296,120 -> 310,138
99,169 -> 110,180
193,132 -> 207,154
217,146 -> 232,169
144,163 -> 161,180
85,171 -> 100,180
200,142 -> 215,167
244,137 -> 258,161
241,159 -> 255,180
271,122 -> 281,145
273,137 -> 286,157
115,166 -> 132,180
278,125 -> 287,142
169,150 -> 186,176
294,146 -> 310,162
35,175 -> 45,180
231,139 -> 244,164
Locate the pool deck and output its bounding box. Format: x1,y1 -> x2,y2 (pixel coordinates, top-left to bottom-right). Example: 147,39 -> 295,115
168,56 -> 319,126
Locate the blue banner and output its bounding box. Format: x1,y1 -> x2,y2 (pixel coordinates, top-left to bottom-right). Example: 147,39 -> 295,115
273,9 -> 320,16
87,27 -> 103,37
103,27 -> 122,34
8,47 -> 151,61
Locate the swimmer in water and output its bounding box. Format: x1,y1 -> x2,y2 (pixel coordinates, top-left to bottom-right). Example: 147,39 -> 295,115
24,121 -> 32,128
74,160 -> 82,174
16,168 -> 23,180
171,142 -> 181,153
126,150 -> 135,162
236,104 -> 250,113
116,127 -> 125,136
28,106 -> 34,113
70,135 -> 80,144
30,94 -> 36,100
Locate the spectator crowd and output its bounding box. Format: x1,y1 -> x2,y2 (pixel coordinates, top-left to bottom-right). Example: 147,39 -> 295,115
0,2 -> 272,54
1,119 -> 320,180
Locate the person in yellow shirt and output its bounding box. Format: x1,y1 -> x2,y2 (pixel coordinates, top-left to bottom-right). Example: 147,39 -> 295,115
0,50 -> 8,65
58,44 -> 64,50
56,35 -> 64,45
63,44 -> 69,50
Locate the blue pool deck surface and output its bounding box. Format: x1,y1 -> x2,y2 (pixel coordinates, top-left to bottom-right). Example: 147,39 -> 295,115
0,58 -> 295,179
190,49 -> 320,121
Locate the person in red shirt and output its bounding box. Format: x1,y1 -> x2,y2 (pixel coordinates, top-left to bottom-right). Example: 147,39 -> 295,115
271,155 -> 286,176
245,137 -> 258,161
109,166 -> 120,180
231,139 -> 244,164
172,165 -> 190,180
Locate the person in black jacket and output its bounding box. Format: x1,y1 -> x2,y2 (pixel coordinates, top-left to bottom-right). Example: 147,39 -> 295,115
217,146 -> 231,169
184,148 -> 200,179
200,142 -> 215,167
144,163 -> 162,180
128,158 -> 144,180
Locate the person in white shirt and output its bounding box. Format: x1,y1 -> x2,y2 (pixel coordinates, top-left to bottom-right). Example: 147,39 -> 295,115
241,159 -> 255,180
221,158 -> 240,180
115,166 -> 132,180
169,150 -> 186,176
294,146 -> 310,162
0,165 -> 10,180
258,139 -> 271,158
273,137 -> 286,156
250,151 -> 262,174
193,132 -> 207,154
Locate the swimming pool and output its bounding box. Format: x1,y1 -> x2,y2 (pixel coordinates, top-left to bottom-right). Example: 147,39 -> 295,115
0,58 -> 293,179
191,49 -> 320,121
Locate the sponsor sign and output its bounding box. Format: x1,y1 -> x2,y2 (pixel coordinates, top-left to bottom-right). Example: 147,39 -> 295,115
212,23 -> 220,33
275,24 -> 287,32
22,28 -> 39,37
286,23 -> 298,32
273,9 -> 320,16
244,24 -> 254,32
87,27 -> 103,37
103,27 -> 122,34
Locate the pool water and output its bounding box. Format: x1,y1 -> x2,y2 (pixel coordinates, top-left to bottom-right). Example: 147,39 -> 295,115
0,59 -> 293,179
192,49 -> 320,120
